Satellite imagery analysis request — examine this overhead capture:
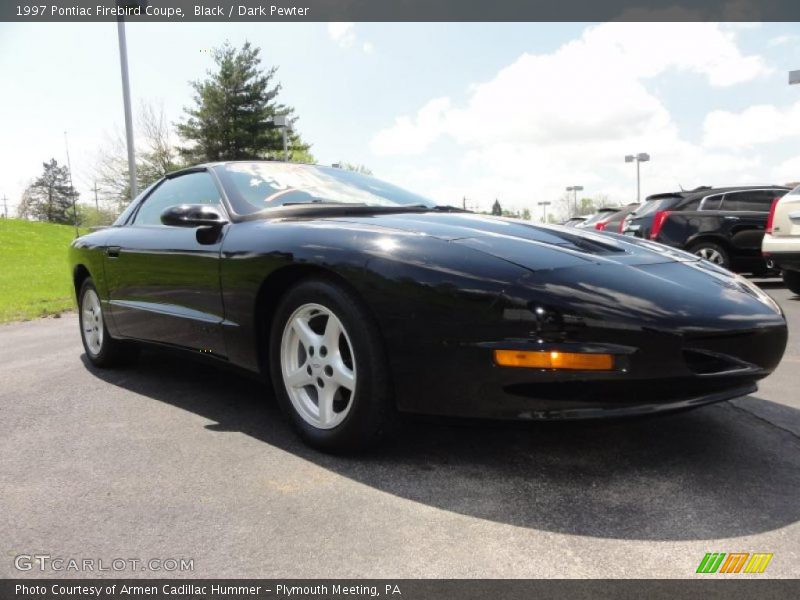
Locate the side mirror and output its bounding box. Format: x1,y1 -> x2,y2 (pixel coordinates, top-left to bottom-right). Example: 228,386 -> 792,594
160,204 -> 227,228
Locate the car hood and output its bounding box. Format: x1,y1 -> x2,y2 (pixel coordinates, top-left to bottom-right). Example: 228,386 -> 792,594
327,211 -> 700,273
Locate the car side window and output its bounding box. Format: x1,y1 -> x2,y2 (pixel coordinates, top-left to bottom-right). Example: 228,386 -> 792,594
680,198 -> 700,211
721,190 -> 776,212
133,172 -> 222,226
701,195 -> 723,210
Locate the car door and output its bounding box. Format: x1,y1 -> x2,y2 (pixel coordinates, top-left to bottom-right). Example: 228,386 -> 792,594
103,170 -> 228,356
720,190 -> 780,254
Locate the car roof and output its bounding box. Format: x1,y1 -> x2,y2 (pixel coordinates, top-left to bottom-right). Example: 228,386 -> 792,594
644,185 -> 790,202
166,160 -> 315,178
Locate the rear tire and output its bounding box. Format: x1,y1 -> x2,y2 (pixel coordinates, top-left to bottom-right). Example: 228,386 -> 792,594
269,278 -> 395,452
689,241 -> 730,270
78,278 -> 138,368
784,270 -> 800,295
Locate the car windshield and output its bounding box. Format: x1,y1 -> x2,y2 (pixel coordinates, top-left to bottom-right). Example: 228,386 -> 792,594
632,196 -> 681,217
214,162 -> 437,215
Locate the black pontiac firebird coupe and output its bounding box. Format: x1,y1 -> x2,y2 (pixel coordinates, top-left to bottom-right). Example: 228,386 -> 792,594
70,162 -> 788,451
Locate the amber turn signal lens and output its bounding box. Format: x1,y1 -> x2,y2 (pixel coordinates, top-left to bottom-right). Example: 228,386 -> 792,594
493,350 -> 614,371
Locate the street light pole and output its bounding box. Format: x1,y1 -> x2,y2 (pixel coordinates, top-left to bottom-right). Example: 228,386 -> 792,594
117,16 -> 137,201
537,201 -> 551,223
565,185 -> 583,217
636,159 -> 640,205
625,153 -> 650,203
269,115 -> 290,161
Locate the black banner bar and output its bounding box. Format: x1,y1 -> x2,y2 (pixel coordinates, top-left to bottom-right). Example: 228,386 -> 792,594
3,0 -> 800,23
1,580 -> 800,600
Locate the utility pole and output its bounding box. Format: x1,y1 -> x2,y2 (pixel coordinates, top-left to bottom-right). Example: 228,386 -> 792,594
64,131 -> 79,237
2,195 -> 7,219
117,16 -> 137,200
93,181 -> 99,212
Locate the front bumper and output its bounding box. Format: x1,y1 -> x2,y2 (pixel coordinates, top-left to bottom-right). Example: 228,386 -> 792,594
389,260 -> 787,420
486,382 -> 757,420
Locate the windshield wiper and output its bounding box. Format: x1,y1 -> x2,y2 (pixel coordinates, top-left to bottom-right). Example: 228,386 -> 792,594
401,204 -> 470,213
281,200 -> 366,206
433,205 -> 470,212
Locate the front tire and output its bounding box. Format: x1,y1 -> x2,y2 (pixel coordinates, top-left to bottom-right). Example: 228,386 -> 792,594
78,278 -> 138,368
689,241 -> 730,269
784,270 -> 800,295
269,279 -> 395,452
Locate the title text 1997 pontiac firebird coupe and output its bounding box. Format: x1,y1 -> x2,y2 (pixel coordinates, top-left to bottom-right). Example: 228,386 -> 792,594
69,162 -> 787,451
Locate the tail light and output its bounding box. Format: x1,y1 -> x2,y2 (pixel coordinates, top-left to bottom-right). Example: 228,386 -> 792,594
618,219 -> 626,233
766,197 -> 780,235
595,221 -> 607,231
650,210 -> 672,240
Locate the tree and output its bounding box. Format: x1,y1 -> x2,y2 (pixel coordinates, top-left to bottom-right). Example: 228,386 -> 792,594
577,197 -> 597,216
76,203 -> 118,228
138,101 -> 182,184
491,199 -> 502,216
94,101 -> 183,214
20,159 -> 78,224
336,162 -> 373,175
16,183 -> 35,219
177,41 -> 312,163
521,208 -> 532,221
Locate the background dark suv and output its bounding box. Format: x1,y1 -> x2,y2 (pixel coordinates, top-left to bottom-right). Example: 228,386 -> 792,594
621,185 -> 790,273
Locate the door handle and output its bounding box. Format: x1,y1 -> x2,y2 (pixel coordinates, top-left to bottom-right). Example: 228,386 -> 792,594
106,246 -> 121,258
723,216 -> 739,220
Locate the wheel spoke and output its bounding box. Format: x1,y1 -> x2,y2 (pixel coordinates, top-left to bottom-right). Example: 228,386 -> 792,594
285,365 -> 312,388
330,357 -> 355,391
317,384 -> 335,425
292,317 -> 318,349
322,315 -> 342,353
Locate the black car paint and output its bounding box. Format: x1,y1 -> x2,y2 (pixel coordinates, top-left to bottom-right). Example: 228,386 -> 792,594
623,186 -> 790,273
69,165 -> 788,420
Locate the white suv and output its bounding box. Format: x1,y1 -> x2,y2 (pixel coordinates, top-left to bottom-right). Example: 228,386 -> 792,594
763,185 -> 800,294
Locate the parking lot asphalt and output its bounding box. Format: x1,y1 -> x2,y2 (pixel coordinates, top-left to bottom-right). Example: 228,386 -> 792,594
1,284 -> 798,579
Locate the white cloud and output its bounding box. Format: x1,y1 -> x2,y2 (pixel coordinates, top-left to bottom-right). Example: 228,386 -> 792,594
770,155 -> 800,185
373,23 -> 769,155
370,22 -> 775,212
371,97 -> 451,155
327,22 -> 374,54
768,34 -> 799,47
328,22 -> 356,48
703,101 -> 800,149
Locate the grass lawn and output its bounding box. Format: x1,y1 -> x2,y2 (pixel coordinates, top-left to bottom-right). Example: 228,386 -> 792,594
0,219 -> 86,323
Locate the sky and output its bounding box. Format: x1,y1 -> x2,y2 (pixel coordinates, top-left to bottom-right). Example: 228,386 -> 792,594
1,21 -> 799,219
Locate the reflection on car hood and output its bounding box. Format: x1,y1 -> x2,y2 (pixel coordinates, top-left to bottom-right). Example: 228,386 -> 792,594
327,212 -> 700,272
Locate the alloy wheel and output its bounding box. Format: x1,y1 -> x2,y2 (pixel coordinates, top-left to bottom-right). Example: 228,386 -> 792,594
695,247 -> 725,265
81,288 -> 104,356
280,303 -> 357,430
